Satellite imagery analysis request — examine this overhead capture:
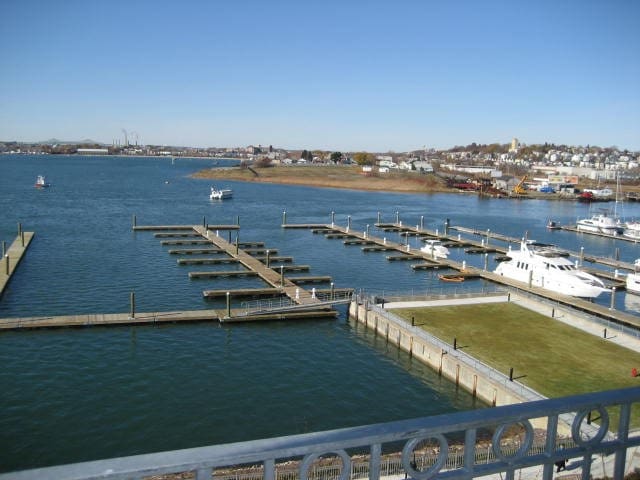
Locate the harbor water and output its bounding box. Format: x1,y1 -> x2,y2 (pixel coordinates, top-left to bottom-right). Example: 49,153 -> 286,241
0,155 -> 639,472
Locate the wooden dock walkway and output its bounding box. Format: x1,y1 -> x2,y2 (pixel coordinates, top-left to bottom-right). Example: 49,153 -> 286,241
0,308 -> 338,330
448,224 -> 637,272
193,226 -> 342,318
0,223 -> 350,330
0,231 -> 35,297
287,222 -> 640,330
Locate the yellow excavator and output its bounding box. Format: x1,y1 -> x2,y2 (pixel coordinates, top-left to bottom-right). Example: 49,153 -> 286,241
513,175 -> 528,195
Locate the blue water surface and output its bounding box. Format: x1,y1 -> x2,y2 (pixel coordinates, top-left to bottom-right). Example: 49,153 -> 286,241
0,155 -> 638,472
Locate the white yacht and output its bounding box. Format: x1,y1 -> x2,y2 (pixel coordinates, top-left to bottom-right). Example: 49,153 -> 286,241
627,259 -> 640,294
624,222 -> 640,240
210,186 -> 232,200
576,212 -> 623,235
494,240 -> 608,298
420,239 -> 450,259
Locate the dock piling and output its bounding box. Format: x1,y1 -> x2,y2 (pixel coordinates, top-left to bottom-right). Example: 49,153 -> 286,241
18,222 -> 22,236
1,241 -> 5,257
21,231 -> 24,247
331,211 -> 335,226
484,253 -> 489,271
509,367 -> 514,381
4,255 -> 8,275
130,292 -> 135,319
377,211 -> 381,224
347,215 -> 351,231
132,214 -> 137,229
282,211 -> 287,226
226,292 -> 231,317
266,249 -> 271,268
395,211 -> 399,224
420,215 -> 424,230
280,265 -> 284,286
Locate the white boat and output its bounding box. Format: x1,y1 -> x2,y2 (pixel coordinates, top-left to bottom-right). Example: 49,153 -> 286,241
576,212 -> 623,235
582,187 -> 613,200
624,221 -> 640,240
627,259 -> 640,294
420,239 -> 450,259
494,240 -> 608,298
35,175 -> 50,188
210,186 -> 232,200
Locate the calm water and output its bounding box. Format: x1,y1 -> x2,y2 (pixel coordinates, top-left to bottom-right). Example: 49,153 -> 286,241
0,155 -> 639,472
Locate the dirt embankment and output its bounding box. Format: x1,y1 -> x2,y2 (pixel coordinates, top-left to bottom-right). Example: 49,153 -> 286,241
192,165 -> 451,193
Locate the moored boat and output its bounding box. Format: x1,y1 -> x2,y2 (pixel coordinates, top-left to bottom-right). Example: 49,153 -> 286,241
210,186 -> 233,200
420,239 -> 450,258
576,211 -> 623,235
627,259 -> 640,295
35,175 -> 50,188
494,239 -> 608,298
438,274 -> 465,283
624,221 -> 640,240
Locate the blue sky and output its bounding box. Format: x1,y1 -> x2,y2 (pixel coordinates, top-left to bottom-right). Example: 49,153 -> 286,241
1,0 -> 639,151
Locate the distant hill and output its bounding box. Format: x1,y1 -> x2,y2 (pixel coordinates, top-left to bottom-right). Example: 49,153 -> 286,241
37,138 -> 105,145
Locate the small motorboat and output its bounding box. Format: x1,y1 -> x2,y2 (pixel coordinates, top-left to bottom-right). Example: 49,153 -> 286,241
210,186 -> 232,200
420,239 -> 450,258
438,274 -> 465,283
35,175 -> 50,188
547,220 -> 561,230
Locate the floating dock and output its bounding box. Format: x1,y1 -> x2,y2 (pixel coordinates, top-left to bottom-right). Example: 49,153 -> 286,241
0,230 -> 35,297
285,222 -> 640,330
0,223 -> 351,330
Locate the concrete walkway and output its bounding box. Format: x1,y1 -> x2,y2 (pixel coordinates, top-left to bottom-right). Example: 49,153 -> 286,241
381,292 -> 640,354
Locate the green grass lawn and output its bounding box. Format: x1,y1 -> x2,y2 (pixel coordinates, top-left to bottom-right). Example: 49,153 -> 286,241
394,302 -> 640,427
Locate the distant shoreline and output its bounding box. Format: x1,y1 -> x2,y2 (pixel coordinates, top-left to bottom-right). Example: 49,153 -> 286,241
192,164 -> 640,198
192,165 -> 456,194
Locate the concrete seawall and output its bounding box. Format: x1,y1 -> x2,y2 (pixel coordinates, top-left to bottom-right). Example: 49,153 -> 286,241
348,297 -> 534,409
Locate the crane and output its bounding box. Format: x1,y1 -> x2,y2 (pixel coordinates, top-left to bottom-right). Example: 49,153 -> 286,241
513,175 -> 528,195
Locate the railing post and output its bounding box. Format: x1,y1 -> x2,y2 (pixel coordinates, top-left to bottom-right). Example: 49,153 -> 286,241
610,287 -> 616,310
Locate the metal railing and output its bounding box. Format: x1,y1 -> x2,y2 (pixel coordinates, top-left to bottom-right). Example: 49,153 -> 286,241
239,291 -> 353,316
4,387 -> 639,480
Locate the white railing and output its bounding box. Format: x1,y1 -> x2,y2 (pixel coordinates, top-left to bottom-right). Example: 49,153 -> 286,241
3,387 -> 639,480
